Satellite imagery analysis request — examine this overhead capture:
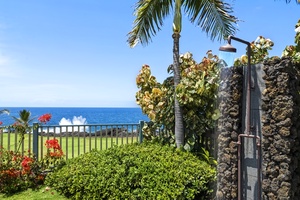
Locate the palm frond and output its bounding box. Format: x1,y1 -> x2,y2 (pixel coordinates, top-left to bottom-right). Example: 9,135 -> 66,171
284,0 -> 300,4
11,109 -> 36,127
183,0 -> 238,42
19,109 -> 31,122
127,0 -> 173,47
12,116 -> 23,124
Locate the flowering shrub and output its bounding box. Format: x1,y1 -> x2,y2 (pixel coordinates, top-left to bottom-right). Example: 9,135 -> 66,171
136,51 -> 220,151
0,139 -> 65,194
42,139 -> 65,171
0,112 -> 65,195
234,36 -> 274,66
0,148 -> 44,194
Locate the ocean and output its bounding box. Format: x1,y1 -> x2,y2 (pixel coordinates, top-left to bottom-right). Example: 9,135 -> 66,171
0,107 -> 149,126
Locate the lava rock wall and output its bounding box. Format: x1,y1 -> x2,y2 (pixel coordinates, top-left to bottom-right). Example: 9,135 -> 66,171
261,57 -> 300,199
216,66 -> 243,200
216,57 -> 300,199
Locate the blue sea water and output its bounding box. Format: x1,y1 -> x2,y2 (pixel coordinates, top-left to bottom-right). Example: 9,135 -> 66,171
0,107 -> 149,126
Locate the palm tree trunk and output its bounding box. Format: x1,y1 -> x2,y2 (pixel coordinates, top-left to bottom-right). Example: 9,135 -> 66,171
172,33 -> 184,148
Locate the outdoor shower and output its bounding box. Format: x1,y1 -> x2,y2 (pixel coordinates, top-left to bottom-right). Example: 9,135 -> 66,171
219,36 -> 261,200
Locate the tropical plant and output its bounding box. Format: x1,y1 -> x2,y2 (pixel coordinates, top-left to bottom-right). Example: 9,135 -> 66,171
0,139 -> 65,195
42,139 -> 65,172
0,113 -> 64,195
233,20 -> 300,66
12,109 -> 35,129
282,19 -> 300,63
7,111 -> 52,152
10,110 -> 36,151
233,36 -> 274,66
136,51 -> 220,151
128,0 -> 238,148
0,147 -> 43,194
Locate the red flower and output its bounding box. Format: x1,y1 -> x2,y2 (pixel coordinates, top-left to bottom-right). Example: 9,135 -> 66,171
38,113 -> 52,124
45,139 -> 64,159
0,121 -> 2,125
21,156 -> 33,174
12,155 -> 18,161
3,169 -> 19,178
45,139 -> 61,150
36,174 -> 45,181
49,149 -> 64,158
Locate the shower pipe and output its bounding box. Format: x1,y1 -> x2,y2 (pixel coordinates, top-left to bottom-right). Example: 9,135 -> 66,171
226,36 -> 262,200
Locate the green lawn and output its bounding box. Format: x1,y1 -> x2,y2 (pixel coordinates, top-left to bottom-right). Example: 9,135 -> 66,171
0,186 -> 67,200
0,132 -> 139,159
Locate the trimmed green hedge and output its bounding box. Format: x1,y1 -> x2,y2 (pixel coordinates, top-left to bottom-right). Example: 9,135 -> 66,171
45,142 -> 216,199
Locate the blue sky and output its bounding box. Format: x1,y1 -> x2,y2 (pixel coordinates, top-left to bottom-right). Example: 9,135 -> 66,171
0,0 -> 299,107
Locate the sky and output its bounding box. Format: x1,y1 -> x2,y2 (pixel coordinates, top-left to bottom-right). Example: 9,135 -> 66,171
0,0 -> 299,108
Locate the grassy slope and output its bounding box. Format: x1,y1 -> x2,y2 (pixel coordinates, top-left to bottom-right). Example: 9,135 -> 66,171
0,186 -> 67,200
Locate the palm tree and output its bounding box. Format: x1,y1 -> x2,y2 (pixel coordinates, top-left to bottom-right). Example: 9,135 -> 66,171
128,0 -> 238,148
12,109 -> 35,129
12,109 -> 36,151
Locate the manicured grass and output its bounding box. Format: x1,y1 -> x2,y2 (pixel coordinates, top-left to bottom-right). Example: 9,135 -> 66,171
0,132 -> 139,159
0,186 -> 67,200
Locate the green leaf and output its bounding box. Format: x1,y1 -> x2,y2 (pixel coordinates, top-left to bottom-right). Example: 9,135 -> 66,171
211,109 -> 221,120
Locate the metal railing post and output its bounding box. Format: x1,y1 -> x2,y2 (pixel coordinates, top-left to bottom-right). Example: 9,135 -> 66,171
33,123 -> 39,160
139,120 -> 144,143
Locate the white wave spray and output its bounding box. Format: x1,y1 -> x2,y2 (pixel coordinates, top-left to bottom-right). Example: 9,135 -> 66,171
58,116 -> 88,132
